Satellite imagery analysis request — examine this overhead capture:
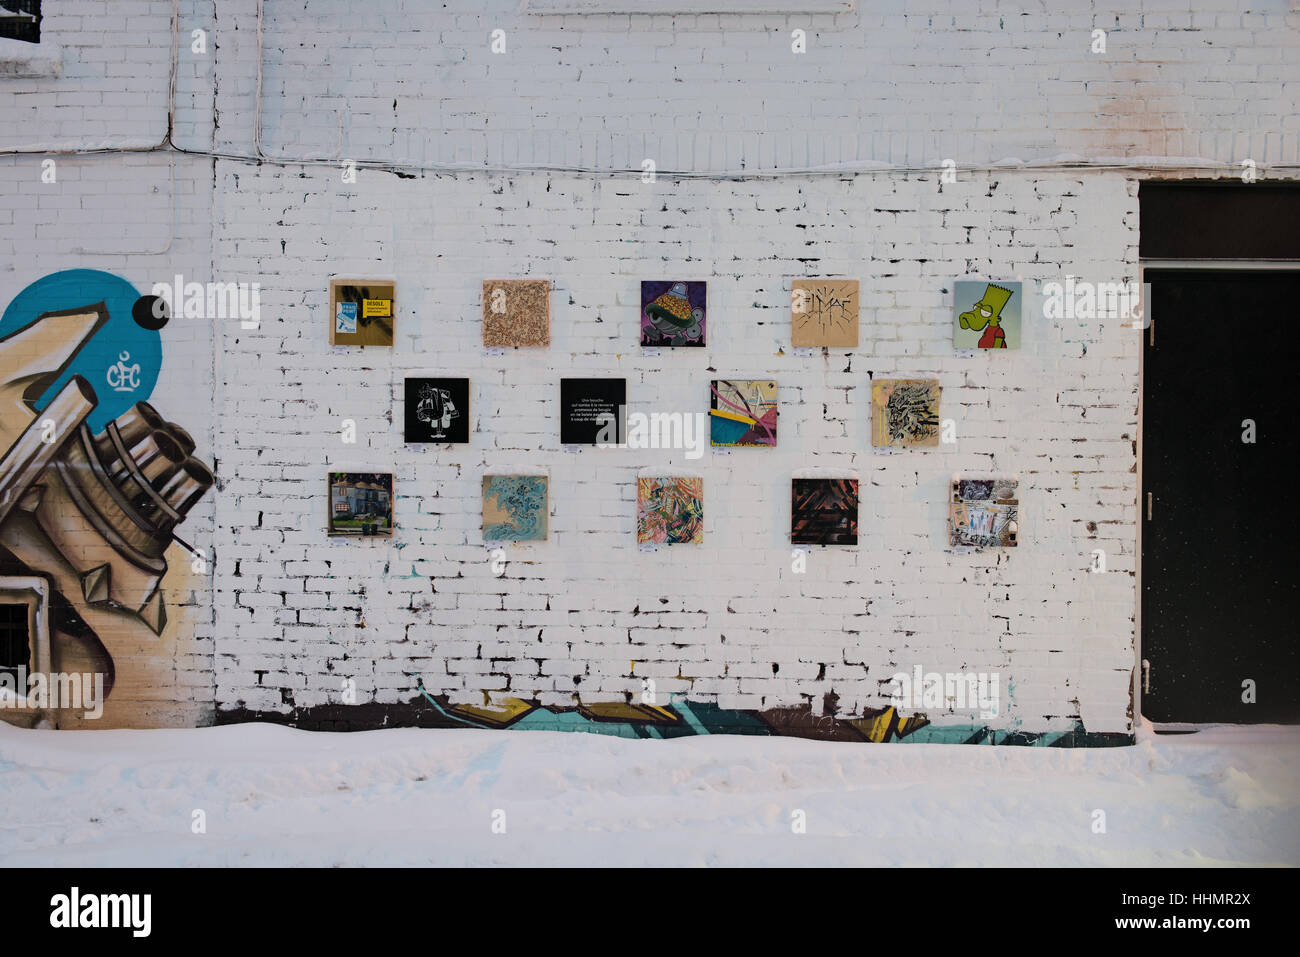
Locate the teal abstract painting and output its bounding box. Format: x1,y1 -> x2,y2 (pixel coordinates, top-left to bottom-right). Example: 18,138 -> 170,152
483,475 -> 548,541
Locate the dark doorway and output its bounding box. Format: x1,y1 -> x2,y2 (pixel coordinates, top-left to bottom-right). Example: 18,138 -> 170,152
1142,271 -> 1300,723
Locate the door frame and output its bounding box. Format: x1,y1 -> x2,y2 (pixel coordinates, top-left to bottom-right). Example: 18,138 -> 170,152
1135,258 -> 1299,729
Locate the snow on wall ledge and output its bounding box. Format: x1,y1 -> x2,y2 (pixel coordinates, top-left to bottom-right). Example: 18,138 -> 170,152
211,164 -> 1139,744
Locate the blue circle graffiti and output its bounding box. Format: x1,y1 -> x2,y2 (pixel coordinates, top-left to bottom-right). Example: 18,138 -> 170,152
0,269 -> 162,432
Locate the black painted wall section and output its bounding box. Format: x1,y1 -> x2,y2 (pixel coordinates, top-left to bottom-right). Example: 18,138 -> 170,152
1140,182 -> 1300,260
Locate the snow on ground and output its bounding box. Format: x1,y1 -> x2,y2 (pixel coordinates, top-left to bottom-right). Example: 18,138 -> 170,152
1,720 -> 1296,866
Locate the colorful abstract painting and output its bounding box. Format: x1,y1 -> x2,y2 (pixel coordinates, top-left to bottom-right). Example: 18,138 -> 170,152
949,477 -> 1018,548
404,378 -> 469,443
954,280 -> 1021,350
710,379 -> 777,447
871,378 -> 941,448
637,477 -> 703,544
483,475 -> 548,541
641,281 -> 705,347
329,472 -> 394,537
483,280 -> 550,347
791,479 -> 859,545
330,279 -> 394,347
791,279 -> 859,347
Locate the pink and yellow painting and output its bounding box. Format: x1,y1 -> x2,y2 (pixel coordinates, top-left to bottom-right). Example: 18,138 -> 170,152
709,379 -> 777,447
637,477 -> 703,544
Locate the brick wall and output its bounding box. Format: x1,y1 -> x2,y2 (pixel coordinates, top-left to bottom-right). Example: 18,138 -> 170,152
3,0 -> 1297,738
210,166 -> 1140,737
211,0 -> 1299,172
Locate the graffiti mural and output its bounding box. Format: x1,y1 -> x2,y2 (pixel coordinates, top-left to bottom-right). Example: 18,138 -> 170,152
410,685 -> 1127,745
212,680 -> 1126,747
0,270 -> 212,726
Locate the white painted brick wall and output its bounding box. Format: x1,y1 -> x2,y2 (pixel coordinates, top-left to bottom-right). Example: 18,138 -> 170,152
208,0 -> 1300,172
210,166 -> 1140,733
0,0 -> 175,150
4,1 -> 1297,735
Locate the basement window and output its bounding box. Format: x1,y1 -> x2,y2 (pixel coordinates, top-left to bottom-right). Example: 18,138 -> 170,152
0,602 -> 30,683
0,578 -> 51,707
0,1 -> 39,44
0,1 -> 57,78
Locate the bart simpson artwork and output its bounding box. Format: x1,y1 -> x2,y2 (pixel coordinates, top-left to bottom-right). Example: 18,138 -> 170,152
954,281 -> 1020,350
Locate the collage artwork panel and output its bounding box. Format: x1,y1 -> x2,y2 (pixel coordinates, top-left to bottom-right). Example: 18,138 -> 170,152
949,477 -> 1019,548
330,279 -> 394,347
637,477 -> 704,544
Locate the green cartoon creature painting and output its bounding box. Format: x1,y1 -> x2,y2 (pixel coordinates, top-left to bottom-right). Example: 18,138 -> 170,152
955,281 -> 1020,350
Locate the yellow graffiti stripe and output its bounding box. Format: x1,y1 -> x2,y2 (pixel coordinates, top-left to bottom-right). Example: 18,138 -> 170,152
579,701 -> 679,724
846,707 -> 931,742
445,696 -> 535,727
709,408 -> 756,425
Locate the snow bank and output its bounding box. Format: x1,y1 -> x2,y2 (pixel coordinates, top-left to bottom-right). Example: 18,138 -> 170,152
1,721 -> 1296,866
